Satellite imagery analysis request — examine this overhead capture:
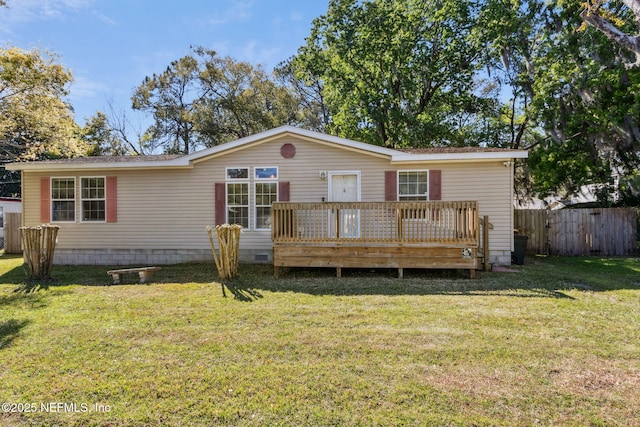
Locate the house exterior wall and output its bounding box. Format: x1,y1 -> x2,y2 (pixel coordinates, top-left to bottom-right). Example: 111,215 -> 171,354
21,135 -> 515,266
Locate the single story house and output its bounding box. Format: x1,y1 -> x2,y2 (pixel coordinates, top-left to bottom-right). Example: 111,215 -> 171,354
7,126 -> 527,268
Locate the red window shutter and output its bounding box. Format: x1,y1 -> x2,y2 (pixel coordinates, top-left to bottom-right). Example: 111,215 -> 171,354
215,183 -> 226,226
429,170 -> 442,200
384,171 -> 397,201
40,177 -> 51,223
278,181 -> 290,202
106,176 -> 117,223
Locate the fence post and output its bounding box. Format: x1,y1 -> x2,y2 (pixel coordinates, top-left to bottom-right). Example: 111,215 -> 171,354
483,215 -> 490,271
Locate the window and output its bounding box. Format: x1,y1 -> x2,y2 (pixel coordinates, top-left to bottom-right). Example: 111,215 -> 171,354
51,178 -> 76,222
398,171 -> 428,200
226,167 -> 249,180
255,182 -> 277,229
226,183 -> 249,228
81,177 -> 105,221
255,167 -> 278,179
223,167 -> 279,229
254,167 -> 278,229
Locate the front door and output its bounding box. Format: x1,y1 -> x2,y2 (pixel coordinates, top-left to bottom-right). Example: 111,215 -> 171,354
328,172 -> 360,238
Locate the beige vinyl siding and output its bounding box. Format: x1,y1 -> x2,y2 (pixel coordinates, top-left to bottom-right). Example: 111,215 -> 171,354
381,161 -> 514,262
21,135 -> 515,263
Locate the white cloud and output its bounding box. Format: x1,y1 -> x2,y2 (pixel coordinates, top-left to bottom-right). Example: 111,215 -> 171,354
0,0 -> 96,33
70,74 -> 107,99
207,0 -> 254,25
239,40 -> 281,69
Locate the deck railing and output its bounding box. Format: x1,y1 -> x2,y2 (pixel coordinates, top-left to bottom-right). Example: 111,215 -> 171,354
272,201 -> 479,245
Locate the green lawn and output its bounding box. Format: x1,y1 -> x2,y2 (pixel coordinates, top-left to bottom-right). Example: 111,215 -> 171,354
1,254 -> 639,426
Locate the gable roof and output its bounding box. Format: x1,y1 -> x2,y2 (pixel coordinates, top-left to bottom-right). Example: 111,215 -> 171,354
6,125 -> 527,171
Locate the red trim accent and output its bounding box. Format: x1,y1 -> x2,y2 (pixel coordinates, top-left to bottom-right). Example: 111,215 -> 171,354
280,143 -> 296,158
215,183 -> 226,225
384,171 -> 397,201
429,170 -> 441,200
40,177 -> 50,223
106,176 -> 117,222
278,181 -> 290,202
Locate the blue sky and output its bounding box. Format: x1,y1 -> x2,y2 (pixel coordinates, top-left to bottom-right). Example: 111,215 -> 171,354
1,0 -> 328,126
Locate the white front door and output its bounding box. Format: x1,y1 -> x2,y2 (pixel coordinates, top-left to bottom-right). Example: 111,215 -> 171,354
328,172 -> 360,238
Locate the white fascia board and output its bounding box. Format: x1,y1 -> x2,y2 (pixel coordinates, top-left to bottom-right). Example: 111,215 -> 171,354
5,159 -> 192,171
390,150 -> 528,163
183,125 -> 400,162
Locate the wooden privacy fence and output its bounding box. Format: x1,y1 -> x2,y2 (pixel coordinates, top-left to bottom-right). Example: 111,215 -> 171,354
4,212 -> 22,254
514,209 -> 548,254
514,208 -> 638,256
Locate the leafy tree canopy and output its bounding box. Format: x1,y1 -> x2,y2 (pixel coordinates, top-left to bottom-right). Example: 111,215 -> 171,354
0,47 -> 89,196
293,0 -> 489,148
131,46 -> 298,154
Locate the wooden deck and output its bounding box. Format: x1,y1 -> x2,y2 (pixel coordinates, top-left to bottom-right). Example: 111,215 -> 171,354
271,201 -> 482,278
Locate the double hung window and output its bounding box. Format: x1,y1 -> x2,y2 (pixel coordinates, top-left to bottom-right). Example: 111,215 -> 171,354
51,178 -> 76,222
254,167 -> 278,230
81,177 -> 106,221
225,167 -> 278,230
226,168 -> 250,229
398,171 -> 429,201
50,177 -> 107,222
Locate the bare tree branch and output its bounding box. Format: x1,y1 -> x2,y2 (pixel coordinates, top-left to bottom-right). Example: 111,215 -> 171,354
580,0 -> 640,68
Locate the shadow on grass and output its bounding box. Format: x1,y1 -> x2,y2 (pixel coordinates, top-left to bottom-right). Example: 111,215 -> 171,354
252,266 -> 577,299
0,319 -> 30,349
220,279 -> 264,302
0,263 -> 30,285
4,256 -> 635,299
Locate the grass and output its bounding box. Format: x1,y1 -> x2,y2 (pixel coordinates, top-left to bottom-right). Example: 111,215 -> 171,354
0,254 -> 639,426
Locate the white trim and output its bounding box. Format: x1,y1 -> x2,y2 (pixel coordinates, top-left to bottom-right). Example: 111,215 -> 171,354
226,167 -> 249,180
327,171 -> 362,239
6,126 -> 528,171
184,126 -> 399,163
254,181 -> 278,230
80,176 -> 106,223
225,181 -> 250,229
397,170 -> 429,201
390,151 -> 528,163
327,171 -> 362,202
50,177 -> 76,223
254,166 -> 278,180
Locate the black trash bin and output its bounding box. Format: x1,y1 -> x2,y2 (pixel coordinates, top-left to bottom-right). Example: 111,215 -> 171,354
511,234 -> 528,265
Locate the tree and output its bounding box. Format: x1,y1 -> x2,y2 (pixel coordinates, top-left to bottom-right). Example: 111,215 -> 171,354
81,111 -> 131,156
195,48 -> 298,146
580,0 -> 640,67
273,59 -> 331,133
0,47 -> 87,196
131,47 -> 299,154
293,0 -> 486,148
132,54 -> 202,154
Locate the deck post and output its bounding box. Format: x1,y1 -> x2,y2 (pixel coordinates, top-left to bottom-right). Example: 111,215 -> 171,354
336,267 -> 342,278
398,268 -> 404,279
